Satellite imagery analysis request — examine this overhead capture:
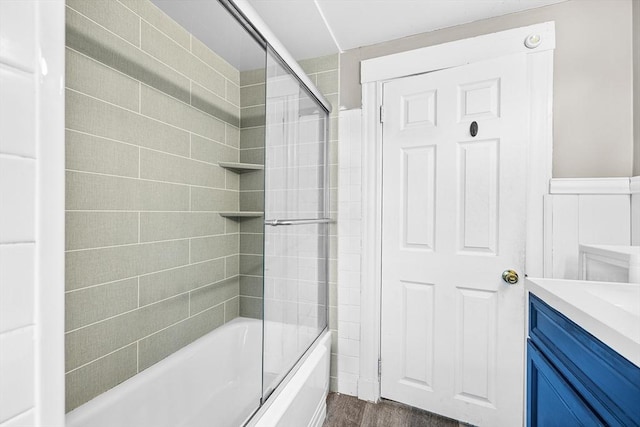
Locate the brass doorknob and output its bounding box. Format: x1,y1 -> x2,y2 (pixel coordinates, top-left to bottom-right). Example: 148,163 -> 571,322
502,269 -> 519,284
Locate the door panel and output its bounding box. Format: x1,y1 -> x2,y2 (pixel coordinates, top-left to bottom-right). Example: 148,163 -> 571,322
402,146 -> 436,249
381,54 -> 527,426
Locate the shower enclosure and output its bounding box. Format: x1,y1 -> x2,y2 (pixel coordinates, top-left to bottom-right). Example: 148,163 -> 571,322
63,0 -> 331,424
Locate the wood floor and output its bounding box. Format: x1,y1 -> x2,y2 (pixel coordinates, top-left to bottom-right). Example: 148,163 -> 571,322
323,393 -> 464,427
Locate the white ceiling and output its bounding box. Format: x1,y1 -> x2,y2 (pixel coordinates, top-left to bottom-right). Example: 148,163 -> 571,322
248,0 -> 568,61
153,0 -> 567,71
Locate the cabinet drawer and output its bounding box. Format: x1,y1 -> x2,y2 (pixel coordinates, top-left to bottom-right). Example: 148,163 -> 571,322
527,340 -> 603,427
529,294 -> 640,426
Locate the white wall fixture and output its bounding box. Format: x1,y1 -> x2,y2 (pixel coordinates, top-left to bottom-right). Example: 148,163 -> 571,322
358,22 -> 555,409
544,178 -> 631,279
0,1 -> 65,426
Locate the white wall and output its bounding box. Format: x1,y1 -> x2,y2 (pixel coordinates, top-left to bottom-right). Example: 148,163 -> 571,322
0,1 -> 65,426
544,179 -> 632,279
341,0 -> 634,178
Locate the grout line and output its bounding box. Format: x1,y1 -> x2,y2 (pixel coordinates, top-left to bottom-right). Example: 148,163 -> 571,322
0,240 -> 36,246
0,152 -> 37,162
65,167 -> 232,191
66,87 -> 235,144
68,5 -> 233,102
66,127 -> 229,165
0,324 -> 35,337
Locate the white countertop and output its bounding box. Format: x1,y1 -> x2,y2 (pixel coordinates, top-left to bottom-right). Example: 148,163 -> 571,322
526,278 -> 640,367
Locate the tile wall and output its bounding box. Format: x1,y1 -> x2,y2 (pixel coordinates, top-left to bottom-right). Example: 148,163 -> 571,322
0,1 -> 38,424
297,55 -> 341,392
64,0 -> 244,412
238,68 -> 266,318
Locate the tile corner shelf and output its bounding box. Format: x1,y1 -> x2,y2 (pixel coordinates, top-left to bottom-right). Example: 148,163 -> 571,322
218,162 -> 264,173
219,211 -> 264,219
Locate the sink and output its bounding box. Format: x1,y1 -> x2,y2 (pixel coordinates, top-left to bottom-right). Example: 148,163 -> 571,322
587,286 -> 640,317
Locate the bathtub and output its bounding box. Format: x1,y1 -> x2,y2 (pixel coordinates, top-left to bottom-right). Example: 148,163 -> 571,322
66,317 -> 331,427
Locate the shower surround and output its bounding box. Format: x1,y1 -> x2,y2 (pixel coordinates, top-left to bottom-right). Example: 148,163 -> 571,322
64,0 -> 339,414
64,0 -> 243,411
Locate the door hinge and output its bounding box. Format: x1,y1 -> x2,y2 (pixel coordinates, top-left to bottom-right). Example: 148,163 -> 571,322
378,358 -> 382,379
379,105 -> 385,123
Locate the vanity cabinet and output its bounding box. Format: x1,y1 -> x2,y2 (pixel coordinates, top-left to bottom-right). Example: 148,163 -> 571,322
527,294 -> 640,427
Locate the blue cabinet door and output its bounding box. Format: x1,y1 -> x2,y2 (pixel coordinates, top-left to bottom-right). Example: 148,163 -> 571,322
527,341 -> 604,427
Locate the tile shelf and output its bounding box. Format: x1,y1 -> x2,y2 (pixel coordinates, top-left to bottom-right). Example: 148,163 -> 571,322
218,162 -> 264,173
219,211 -> 264,219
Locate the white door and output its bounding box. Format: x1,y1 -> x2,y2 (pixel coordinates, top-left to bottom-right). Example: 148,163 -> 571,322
380,54 -> 528,426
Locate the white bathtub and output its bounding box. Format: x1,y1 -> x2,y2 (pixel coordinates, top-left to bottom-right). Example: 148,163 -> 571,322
66,317 -> 331,427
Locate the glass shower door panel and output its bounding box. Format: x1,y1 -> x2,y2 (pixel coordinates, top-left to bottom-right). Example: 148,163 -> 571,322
262,222 -> 328,397
264,58 -> 327,221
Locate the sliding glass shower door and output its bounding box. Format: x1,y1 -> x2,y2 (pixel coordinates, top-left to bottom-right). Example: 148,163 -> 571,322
262,48 -> 330,400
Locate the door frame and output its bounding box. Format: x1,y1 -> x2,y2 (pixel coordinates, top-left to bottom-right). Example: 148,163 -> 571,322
358,22 -> 556,404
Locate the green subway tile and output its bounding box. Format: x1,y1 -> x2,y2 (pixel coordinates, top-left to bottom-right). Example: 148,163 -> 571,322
140,212 -> 224,243
240,126 -> 264,150
190,188 -> 238,212
226,124 -> 240,149
224,297 -> 239,322
190,234 -> 239,263
140,22 -> 225,97
226,170 -> 240,191
137,304 -> 223,371
329,306 -> 337,329
138,259 -> 224,306
240,233 -> 263,255
66,7 -> 191,104
67,0 -> 140,46
240,69 -> 265,86
139,149 -> 225,188
66,90 -> 190,157
190,37 -> 240,85
240,147 -> 264,165
299,54 -> 339,75
239,170 -> 264,191
66,130 -> 139,178
140,85 -> 226,142
239,217 -> 263,234
190,134 -> 238,165
65,343 -> 137,412
239,255 -> 262,276
315,70 -> 339,95
65,278 -> 138,331
225,255 -> 239,278
240,191 -> 264,211
190,82 -> 240,127
118,0 -> 190,49
240,275 -> 263,297
240,105 -> 266,128
66,48 -> 139,111
226,81 -> 240,106
239,296 -> 262,319
330,117 -> 338,141
66,211 -> 138,251
190,278 -> 238,315
66,171 -> 190,211
65,294 -> 188,371
326,93 -> 339,117
240,84 -> 265,108
225,218 -> 240,234
66,239 -> 189,290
